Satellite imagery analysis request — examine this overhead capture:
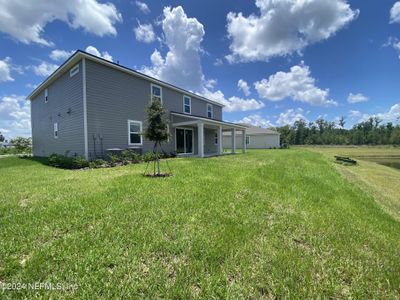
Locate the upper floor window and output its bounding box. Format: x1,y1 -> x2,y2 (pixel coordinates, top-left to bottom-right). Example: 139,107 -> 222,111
128,120 -> 142,146
45,88 -> 48,103
54,122 -> 58,139
207,103 -> 213,119
183,96 -> 191,114
70,64 -> 79,77
151,84 -> 162,103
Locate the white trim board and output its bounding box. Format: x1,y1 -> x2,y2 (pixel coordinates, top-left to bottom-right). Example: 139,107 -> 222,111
82,58 -> 89,160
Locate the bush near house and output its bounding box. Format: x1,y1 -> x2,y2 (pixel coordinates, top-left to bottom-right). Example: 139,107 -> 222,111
45,151 -> 176,169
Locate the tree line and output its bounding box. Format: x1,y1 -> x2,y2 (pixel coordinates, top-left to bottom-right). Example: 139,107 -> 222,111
277,117 -> 400,146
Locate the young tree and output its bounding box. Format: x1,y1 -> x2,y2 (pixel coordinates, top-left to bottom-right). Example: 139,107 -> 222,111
0,132 -> 5,142
144,98 -> 170,176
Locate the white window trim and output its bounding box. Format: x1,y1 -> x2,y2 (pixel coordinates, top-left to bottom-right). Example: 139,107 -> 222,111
183,95 -> 191,114
54,122 -> 58,139
246,135 -> 250,145
214,132 -> 218,145
128,120 -> 143,146
150,83 -> 163,104
175,127 -> 194,155
45,88 -> 48,103
70,64 -> 79,77
207,103 -> 213,119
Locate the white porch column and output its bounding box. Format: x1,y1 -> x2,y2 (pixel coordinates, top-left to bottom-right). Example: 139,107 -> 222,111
242,130 -> 246,153
231,128 -> 236,153
198,121 -> 204,158
218,126 -> 223,154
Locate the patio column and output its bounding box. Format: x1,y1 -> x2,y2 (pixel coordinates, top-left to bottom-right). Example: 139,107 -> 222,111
231,128 -> 236,153
218,126 -> 223,154
242,130 -> 246,153
198,121 -> 204,158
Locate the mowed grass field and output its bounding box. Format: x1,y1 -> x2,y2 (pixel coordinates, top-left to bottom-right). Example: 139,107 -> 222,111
0,149 -> 400,298
304,146 -> 400,221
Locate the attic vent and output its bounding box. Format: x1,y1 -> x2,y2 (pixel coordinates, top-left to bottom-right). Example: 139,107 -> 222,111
70,64 -> 79,77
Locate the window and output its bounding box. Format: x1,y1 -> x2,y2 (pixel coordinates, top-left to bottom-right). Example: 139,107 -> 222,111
45,88 -> 48,103
128,120 -> 142,145
70,64 -> 79,77
207,104 -> 213,119
246,136 -> 250,145
151,84 -> 162,103
183,96 -> 191,114
54,123 -> 58,139
214,132 -> 218,145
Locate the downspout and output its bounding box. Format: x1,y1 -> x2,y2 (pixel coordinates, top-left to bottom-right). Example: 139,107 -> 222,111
82,58 -> 89,160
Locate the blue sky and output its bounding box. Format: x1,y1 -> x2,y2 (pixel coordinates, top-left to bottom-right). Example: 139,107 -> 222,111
1,0 -> 400,139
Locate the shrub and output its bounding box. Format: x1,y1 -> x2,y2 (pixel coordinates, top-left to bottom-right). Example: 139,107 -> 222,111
0,147 -> 19,155
48,153 -> 89,169
89,159 -> 107,169
143,152 -> 156,162
10,137 -> 32,153
72,156 -> 89,169
121,150 -> 131,165
107,154 -> 121,167
131,152 -> 142,164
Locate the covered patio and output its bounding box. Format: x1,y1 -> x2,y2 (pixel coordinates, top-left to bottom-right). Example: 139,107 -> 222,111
170,112 -> 246,157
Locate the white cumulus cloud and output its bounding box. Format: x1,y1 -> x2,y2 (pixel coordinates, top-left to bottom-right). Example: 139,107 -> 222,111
236,114 -> 274,127
0,95 -> 31,138
50,49 -> 75,61
359,104 -> 400,124
347,93 -> 368,103
0,0 -> 122,46
237,79 -> 251,96
276,108 -> 308,126
141,6 -> 264,113
85,46 -> 113,62
0,57 -> 14,82
384,37 -> 400,59
254,62 -> 337,106
134,23 -> 156,43
390,2 -> 400,24
202,90 -> 264,113
33,61 -> 59,77
226,0 -> 358,63
349,110 -> 361,118
135,1 -> 150,14
141,6 -> 205,92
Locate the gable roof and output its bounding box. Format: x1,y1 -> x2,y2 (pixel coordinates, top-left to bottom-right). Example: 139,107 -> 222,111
239,123 -> 280,135
27,50 -> 224,107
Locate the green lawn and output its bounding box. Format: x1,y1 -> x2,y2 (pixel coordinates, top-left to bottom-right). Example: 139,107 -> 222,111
1,150 -> 399,298
304,146 -> 400,221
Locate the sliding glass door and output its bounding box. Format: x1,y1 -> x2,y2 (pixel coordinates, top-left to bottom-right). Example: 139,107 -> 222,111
176,128 -> 193,154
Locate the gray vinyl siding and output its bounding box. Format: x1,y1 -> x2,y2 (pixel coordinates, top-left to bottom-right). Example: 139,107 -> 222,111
249,134 -> 280,148
85,59 -> 222,158
223,134 -> 280,149
30,61 -> 84,157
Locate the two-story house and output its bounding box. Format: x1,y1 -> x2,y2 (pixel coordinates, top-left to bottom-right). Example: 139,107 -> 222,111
27,50 -> 246,160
